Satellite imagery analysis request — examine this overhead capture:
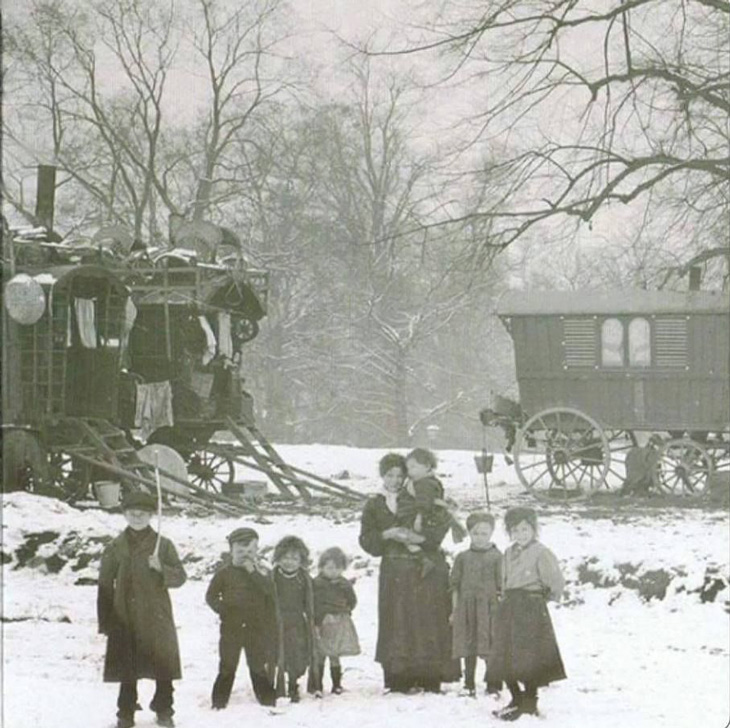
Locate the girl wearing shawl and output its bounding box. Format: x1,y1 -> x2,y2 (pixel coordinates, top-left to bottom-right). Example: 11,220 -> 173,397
271,536 -> 319,702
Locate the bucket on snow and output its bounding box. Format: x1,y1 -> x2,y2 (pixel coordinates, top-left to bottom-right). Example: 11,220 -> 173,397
95,481 -> 121,509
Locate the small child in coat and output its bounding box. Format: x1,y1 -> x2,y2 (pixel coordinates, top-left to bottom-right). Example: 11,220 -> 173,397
97,491 -> 187,728
312,547 -> 361,696
399,448 -> 467,575
272,536 -> 319,702
206,527 -> 278,709
490,507 -> 567,722
450,512 -> 502,697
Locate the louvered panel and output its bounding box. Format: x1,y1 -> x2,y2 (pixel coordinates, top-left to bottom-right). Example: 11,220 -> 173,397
655,317 -> 688,368
563,318 -> 597,367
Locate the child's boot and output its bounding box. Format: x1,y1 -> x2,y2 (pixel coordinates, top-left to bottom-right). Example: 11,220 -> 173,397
493,683 -> 522,720
289,677 -> 300,703
331,665 -> 343,694
116,717 -> 134,728
521,686 -> 539,717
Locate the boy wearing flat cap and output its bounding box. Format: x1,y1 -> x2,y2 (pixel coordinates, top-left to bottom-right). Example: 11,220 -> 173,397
98,491 -> 187,728
206,527 -> 278,708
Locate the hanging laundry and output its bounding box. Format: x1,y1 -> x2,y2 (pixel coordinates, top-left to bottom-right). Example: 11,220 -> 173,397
119,298 -> 138,368
134,380 -> 174,440
198,315 -> 217,366
74,298 -> 97,348
217,312 -> 233,360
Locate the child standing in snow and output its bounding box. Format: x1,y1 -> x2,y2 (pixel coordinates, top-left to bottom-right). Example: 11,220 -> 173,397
272,536 -> 319,702
490,507 -> 566,722
206,527 -> 278,709
97,491 -> 187,728
450,512 -> 502,697
312,547 -> 361,696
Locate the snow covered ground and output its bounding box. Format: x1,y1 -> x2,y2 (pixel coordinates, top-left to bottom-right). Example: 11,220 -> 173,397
2,445 -> 729,728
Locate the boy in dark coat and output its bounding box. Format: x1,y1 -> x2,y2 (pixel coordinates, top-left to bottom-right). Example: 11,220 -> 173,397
206,527 -> 278,709
98,491 -> 187,728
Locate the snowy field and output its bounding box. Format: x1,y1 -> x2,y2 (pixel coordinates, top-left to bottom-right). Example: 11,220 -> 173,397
2,445 -> 729,728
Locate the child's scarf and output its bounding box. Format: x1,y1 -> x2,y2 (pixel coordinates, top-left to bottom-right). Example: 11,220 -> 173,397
271,565 -> 320,697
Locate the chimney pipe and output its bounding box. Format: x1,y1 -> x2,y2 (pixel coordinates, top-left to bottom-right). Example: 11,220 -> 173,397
35,165 -> 57,232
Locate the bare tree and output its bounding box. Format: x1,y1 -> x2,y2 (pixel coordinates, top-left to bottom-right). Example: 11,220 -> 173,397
366,0 -> 729,257
188,0 -> 291,221
4,0 -> 294,240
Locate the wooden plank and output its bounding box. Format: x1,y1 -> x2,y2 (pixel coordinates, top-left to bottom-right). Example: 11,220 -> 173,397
211,442 -> 366,500
225,417 -> 303,498
210,445 -> 364,502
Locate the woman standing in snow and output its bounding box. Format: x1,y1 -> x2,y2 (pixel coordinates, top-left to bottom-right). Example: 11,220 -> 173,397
359,453 -> 459,693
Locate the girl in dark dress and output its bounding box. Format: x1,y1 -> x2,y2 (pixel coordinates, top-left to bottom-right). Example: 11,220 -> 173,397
271,536 -> 318,703
359,453 -> 460,693
312,547 -> 360,696
490,507 -> 566,721
450,512 -> 502,697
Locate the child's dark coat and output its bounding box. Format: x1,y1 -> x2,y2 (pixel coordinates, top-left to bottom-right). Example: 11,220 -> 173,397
97,527 -> 186,683
272,566 -> 319,694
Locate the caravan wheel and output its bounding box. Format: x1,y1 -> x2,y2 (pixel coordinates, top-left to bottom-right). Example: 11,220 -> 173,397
514,407 -> 611,501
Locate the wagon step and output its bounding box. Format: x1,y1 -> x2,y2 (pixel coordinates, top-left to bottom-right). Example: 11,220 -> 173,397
221,416 -> 365,502
48,417 -> 254,514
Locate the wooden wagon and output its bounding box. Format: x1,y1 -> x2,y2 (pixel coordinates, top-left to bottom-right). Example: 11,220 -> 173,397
486,288 -> 730,499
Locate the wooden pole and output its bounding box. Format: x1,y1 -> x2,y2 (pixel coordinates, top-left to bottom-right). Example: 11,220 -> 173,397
154,451 -> 163,557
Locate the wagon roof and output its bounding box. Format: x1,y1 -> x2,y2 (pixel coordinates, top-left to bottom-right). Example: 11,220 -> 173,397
496,288 -> 730,316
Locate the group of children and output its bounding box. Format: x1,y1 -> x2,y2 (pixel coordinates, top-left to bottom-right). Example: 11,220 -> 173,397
97,448 -> 565,727
205,530 -> 361,709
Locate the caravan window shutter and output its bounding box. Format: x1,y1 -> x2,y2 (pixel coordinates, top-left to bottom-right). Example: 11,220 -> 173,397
655,317 -> 688,368
563,318 -> 597,367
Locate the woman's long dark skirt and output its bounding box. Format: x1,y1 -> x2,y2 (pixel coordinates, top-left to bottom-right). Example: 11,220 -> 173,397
489,589 -> 567,687
376,554 -> 460,689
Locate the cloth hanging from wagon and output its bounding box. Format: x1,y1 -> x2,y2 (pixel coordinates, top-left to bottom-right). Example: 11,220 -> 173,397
198,315 -> 217,366
72,297 -> 97,348
134,381 -> 174,440
120,299 -> 138,369
217,312 -> 233,360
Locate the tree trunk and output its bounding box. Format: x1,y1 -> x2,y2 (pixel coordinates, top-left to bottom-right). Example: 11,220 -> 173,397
393,348 -> 409,443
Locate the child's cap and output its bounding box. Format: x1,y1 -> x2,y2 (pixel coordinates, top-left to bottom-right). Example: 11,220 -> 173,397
466,511 -> 495,531
122,491 -> 156,512
504,506 -> 538,532
227,527 -> 259,545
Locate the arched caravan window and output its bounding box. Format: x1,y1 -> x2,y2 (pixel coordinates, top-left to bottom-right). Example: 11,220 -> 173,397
601,318 -> 624,367
628,317 -> 651,367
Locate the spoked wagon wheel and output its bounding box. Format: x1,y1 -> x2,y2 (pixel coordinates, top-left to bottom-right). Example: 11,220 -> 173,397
514,408 -> 611,500
48,451 -> 93,502
653,439 -> 714,496
186,449 -> 234,493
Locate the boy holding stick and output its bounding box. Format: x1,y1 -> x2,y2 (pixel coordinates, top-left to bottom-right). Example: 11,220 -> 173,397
98,491 -> 187,728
